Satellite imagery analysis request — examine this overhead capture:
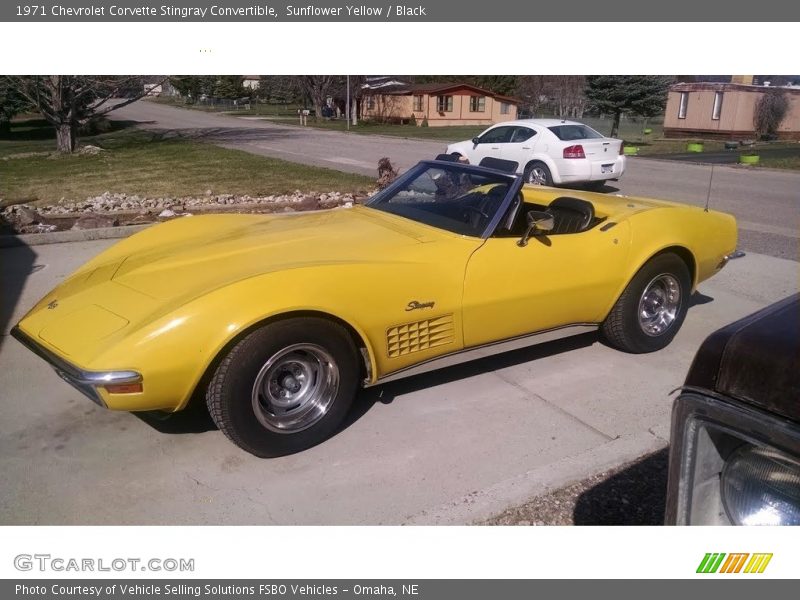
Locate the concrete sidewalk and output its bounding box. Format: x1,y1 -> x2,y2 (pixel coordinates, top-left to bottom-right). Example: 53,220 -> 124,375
1,239 -> 797,525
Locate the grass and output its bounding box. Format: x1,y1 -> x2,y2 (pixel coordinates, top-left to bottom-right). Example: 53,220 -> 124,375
627,139 -> 728,155
758,155 -> 800,170
0,119 -> 373,205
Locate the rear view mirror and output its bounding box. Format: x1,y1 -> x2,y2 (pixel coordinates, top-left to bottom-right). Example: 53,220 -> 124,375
472,137 -> 480,148
518,210 -> 554,247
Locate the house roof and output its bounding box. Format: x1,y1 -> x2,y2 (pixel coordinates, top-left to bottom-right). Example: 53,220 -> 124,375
671,82 -> 800,94
374,82 -> 520,104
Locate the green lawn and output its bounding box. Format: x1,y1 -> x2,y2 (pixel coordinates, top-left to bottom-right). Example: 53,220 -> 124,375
0,119 -> 373,206
758,155 -> 800,170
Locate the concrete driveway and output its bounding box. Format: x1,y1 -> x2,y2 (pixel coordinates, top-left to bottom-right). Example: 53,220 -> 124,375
1,238 -> 797,525
111,102 -> 799,260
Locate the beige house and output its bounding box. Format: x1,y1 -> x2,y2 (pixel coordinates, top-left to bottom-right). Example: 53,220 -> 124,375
664,82 -> 800,140
361,83 -> 519,127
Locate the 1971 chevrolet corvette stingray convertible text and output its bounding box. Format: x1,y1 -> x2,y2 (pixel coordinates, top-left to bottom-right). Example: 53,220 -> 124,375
12,158 -> 738,457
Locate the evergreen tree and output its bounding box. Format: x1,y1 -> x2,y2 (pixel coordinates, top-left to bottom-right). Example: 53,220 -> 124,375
585,76 -> 673,138
0,76 -> 31,136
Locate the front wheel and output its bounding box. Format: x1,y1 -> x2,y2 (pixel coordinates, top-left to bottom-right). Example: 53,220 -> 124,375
601,253 -> 691,353
524,162 -> 553,186
207,317 -> 360,457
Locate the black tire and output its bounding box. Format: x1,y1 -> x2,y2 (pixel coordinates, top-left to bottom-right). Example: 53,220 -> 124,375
524,161 -> 553,186
601,253 -> 691,353
207,317 -> 360,457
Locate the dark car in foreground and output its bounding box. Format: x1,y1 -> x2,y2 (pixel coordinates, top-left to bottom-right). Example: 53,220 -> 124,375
665,293 -> 800,525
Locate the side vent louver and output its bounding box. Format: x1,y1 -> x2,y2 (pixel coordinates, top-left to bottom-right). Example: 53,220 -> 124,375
387,314 -> 455,358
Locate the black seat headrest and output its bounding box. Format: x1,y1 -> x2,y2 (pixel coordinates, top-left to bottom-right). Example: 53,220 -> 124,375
548,196 -> 595,232
478,157 -> 519,173
434,153 -> 460,162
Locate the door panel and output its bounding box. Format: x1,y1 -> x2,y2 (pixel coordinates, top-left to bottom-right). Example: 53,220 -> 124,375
469,125 -> 515,165
502,126 -> 538,172
462,222 -> 631,347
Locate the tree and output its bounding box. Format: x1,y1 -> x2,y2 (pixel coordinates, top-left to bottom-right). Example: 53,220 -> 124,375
0,76 -> 31,136
585,76 -> 673,138
213,76 -> 245,99
293,76 -> 338,119
6,76 -> 160,153
754,88 -> 789,139
170,76 -> 216,101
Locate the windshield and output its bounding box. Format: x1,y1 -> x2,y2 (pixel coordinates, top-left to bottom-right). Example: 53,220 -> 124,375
548,124 -> 604,141
366,163 -> 514,237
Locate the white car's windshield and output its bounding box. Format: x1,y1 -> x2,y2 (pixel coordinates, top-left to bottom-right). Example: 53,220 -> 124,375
367,163 -> 513,237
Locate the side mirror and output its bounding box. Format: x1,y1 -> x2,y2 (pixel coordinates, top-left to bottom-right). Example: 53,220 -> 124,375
517,210 -> 554,247
471,136 -> 480,148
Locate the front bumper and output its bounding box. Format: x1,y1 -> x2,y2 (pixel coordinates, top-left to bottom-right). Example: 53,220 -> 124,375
10,326 -> 142,408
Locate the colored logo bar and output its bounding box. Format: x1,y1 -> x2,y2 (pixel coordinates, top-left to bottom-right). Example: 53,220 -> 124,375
697,553 -> 772,574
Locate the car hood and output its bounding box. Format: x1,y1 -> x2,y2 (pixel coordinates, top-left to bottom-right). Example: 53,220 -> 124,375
110,207 -> 441,301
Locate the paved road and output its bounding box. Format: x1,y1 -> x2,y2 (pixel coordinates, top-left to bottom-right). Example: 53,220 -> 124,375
112,101 -> 799,260
1,239 -> 797,525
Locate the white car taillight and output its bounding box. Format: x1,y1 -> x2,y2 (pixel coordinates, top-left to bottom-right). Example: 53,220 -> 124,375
563,144 -> 585,159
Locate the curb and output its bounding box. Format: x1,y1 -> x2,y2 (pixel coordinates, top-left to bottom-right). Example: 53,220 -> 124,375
0,223 -> 152,248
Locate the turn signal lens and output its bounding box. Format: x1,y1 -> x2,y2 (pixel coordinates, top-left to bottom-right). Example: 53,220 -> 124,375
103,382 -> 143,394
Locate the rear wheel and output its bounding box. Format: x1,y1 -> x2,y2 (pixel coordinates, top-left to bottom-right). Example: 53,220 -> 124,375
524,162 -> 553,186
601,253 -> 691,353
207,317 -> 359,457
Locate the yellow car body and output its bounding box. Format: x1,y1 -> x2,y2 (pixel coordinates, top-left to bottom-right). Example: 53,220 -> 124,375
12,159 -> 737,455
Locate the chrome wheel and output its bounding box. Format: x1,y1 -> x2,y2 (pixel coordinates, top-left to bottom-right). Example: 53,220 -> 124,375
638,274 -> 681,336
527,166 -> 549,185
251,343 -> 339,433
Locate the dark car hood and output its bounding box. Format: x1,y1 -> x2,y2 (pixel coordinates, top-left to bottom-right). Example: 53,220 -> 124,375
684,293 -> 800,422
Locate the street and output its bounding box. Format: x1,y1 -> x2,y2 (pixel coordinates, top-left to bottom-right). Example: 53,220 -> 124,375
111,101 -> 799,260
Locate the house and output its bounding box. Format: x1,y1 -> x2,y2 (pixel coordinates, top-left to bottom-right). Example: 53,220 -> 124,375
664,82 -> 800,140
361,82 -> 519,127
242,76 -> 261,90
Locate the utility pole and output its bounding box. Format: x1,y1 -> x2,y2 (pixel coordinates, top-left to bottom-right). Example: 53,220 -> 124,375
346,75 -> 350,132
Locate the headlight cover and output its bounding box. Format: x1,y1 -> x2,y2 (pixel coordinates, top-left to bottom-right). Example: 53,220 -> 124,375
721,446 -> 800,525
666,391 -> 800,525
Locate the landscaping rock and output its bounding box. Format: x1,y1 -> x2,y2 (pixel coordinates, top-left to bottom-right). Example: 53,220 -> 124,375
16,206 -> 40,226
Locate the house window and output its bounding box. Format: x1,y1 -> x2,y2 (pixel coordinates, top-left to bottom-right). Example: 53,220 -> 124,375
469,96 -> 486,112
413,95 -> 424,112
500,102 -> 510,115
436,95 -> 453,112
366,96 -> 375,110
712,91 -> 723,120
678,92 -> 689,119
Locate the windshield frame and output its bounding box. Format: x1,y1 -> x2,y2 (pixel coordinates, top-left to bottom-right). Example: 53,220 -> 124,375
364,160 -> 523,239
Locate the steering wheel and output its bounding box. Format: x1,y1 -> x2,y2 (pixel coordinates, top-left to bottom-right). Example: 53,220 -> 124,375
462,205 -> 489,221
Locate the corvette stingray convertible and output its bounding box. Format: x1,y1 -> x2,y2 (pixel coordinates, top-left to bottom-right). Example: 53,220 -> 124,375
12,158 -> 738,457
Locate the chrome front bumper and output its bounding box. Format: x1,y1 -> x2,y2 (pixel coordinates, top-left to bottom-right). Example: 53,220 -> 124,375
10,326 -> 141,408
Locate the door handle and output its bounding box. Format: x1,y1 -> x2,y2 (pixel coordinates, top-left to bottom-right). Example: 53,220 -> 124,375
522,146 -> 531,150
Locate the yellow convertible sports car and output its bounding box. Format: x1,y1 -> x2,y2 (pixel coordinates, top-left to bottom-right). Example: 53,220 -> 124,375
12,157 -> 737,457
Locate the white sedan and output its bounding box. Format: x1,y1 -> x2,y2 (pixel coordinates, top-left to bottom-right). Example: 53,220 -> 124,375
446,119 -> 626,189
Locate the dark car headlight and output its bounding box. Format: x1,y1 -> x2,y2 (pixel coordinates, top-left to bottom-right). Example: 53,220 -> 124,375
721,446 -> 800,525
666,392 -> 800,525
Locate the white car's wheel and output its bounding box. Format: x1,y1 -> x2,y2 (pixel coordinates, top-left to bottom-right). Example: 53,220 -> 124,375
524,162 -> 553,186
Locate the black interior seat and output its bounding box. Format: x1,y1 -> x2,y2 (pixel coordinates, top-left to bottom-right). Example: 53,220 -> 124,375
546,196 -> 596,234
478,157 -> 519,173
